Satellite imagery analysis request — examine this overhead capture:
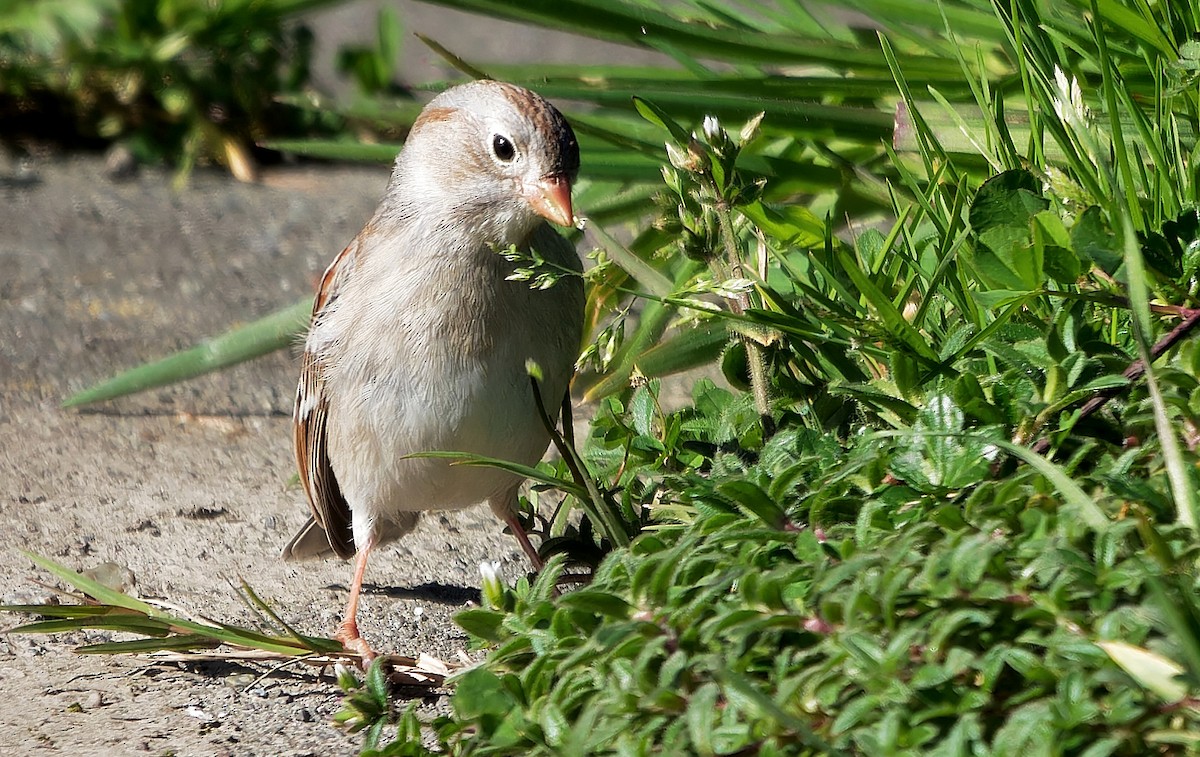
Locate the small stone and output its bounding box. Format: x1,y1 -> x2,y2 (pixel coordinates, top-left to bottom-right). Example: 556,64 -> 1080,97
84,691 -> 103,709
82,562 -> 136,594
104,144 -> 138,181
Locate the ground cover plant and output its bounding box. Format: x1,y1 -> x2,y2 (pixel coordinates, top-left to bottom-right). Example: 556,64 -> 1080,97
340,0 -> 1200,753
13,0 -> 1200,754
0,0 -> 356,179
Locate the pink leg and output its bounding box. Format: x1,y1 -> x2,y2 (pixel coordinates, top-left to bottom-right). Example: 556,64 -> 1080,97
502,510 -> 543,570
490,491 -> 543,570
336,536 -> 377,664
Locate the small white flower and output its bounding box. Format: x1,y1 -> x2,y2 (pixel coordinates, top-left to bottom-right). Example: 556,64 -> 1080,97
333,663 -> 358,691
1052,65 -> 1090,127
739,112 -> 765,144
702,115 -> 722,142
479,560 -> 504,608
665,141 -> 691,170
711,277 -> 756,300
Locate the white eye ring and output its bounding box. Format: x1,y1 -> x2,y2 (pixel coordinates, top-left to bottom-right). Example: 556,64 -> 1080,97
492,134 -> 516,162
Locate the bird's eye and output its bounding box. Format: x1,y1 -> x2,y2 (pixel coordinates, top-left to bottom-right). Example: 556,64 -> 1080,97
491,134 -> 516,162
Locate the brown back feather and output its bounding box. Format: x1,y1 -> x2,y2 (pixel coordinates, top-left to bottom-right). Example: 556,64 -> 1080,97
289,238 -> 362,560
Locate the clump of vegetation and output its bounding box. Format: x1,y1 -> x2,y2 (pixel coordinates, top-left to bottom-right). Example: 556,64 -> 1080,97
331,0 -> 1200,753
0,0 -> 356,177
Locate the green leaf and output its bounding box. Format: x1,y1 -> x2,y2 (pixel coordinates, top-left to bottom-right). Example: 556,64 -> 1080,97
63,298 -> 312,407
629,384 -> 657,437
558,590 -> 633,618
632,96 -> 691,144
455,609 -> 506,642
967,170 -> 1050,290
716,480 -> 787,528
739,200 -> 824,248
1070,206 -> 1122,274
366,657 -> 390,705
992,700 -> 1053,757
686,681 -> 720,755
888,395 -> 997,492
990,440 -> 1109,532
1097,641 -> 1187,702
452,667 -> 516,720
970,170 -> 1048,230
1033,211 -> 1082,283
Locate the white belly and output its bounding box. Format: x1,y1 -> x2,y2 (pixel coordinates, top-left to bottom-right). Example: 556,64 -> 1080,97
328,341 -> 557,514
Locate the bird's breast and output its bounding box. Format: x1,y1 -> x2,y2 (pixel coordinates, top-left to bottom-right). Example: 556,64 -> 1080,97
314,230 -> 581,508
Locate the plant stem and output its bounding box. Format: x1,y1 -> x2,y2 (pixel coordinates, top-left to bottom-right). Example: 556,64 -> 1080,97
711,193 -> 774,434
1031,307 -> 1200,455
529,379 -> 630,548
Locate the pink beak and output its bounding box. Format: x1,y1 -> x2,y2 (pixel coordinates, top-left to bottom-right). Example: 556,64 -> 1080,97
525,174 -> 574,227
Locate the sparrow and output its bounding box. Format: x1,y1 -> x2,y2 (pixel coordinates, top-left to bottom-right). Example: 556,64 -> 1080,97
282,80 -> 583,659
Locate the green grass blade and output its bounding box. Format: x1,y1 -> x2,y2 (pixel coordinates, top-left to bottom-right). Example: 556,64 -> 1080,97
582,260 -> 706,400
589,221 -> 675,299
634,321 -> 729,378
238,581 -> 344,653
835,248 -> 940,363
404,451 -> 589,499
63,298 -> 312,408
990,440 -> 1109,532
0,604 -> 132,618
1118,213 -> 1199,530
8,553 -> 343,656
75,634 -> 224,655
415,0 -> 954,74
8,617 -> 172,636
262,139 -> 400,163
20,552 -> 158,613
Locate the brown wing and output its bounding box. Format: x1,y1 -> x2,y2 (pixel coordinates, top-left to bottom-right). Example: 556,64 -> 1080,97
286,239 -> 361,560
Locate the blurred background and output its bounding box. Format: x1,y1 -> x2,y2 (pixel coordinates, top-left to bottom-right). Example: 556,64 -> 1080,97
0,0 -> 670,180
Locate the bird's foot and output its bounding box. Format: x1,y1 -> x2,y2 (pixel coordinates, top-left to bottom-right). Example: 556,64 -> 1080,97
336,620 -> 377,667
